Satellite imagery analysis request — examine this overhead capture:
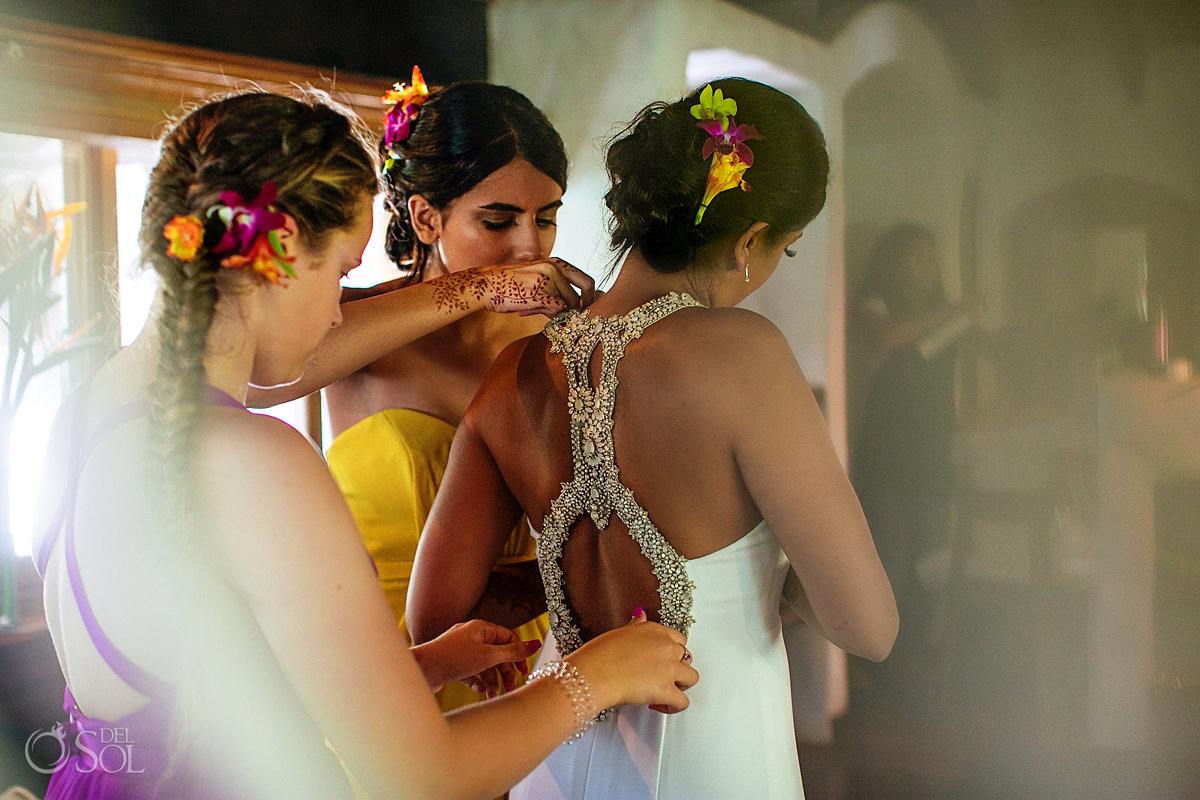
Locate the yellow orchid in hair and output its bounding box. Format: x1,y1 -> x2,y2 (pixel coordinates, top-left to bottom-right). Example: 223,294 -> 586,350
695,153 -> 751,225
689,84 -> 738,132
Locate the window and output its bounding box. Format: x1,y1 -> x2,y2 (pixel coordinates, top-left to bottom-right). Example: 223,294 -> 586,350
0,132 -> 77,560
0,14 -> 386,628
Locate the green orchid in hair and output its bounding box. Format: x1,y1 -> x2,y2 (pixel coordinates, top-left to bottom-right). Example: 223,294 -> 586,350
690,84 -> 738,132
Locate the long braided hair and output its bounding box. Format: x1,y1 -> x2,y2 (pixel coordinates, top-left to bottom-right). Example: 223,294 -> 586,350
140,90 -> 377,544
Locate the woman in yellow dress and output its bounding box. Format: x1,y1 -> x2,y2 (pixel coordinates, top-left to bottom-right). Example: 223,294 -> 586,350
250,74 -> 582,708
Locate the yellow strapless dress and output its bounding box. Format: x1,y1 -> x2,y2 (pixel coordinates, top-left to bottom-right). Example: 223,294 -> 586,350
326,408 -> 548,713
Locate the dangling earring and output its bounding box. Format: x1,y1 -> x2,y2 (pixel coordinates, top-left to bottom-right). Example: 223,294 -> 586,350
744,260 -> 751,283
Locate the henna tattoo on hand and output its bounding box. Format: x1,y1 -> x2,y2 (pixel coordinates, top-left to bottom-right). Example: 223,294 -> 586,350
431,268 -> 556,314
431,270 -> 491,313
484,272 -> 553,312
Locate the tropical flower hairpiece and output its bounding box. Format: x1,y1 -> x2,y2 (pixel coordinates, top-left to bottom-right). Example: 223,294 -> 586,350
381,65 -> 430,171
161,182 -> 296,286
689,84 -> 764,225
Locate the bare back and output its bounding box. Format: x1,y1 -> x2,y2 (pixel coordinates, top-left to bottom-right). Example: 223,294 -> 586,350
35,350 -> 354,796
421,285 -> 895,665
468,296 -> 767,643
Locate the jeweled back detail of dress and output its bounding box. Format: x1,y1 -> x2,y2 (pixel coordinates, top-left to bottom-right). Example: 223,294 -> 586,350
539,292 -> 704,655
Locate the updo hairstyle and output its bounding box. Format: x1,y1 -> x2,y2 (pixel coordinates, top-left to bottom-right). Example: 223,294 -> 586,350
604,77 -> 829,274
381,81 -> 567,283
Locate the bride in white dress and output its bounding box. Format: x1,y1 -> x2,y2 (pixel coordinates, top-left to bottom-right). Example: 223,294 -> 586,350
407,78 -> 898,799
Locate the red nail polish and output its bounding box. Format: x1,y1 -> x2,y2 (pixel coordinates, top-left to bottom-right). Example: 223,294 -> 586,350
632,606 -> 644,619
524,639 -> 542,654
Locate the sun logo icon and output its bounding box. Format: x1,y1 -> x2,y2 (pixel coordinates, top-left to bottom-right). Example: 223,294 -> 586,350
25,721 -> 70,774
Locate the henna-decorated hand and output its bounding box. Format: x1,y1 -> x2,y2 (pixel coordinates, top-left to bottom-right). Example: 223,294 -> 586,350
430,258 -> 596,317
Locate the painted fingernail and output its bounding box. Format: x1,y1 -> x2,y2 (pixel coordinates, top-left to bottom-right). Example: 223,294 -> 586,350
524,639 -> 542,654
632,606 -> 644,619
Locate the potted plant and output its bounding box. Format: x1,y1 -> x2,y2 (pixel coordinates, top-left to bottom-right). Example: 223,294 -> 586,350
0,189 -> 99,631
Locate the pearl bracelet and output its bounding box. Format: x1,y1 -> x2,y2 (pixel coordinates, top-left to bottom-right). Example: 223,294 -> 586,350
528,660 -> 600,743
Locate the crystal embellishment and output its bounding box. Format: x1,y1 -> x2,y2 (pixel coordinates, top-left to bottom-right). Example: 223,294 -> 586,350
538,292 -> 705,656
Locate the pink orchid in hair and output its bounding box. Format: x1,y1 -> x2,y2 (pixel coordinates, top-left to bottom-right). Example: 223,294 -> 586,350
209,182 -> 287,255
382,65 -> 430,151
206,181 -> 296,285
697,118 -> 764,166
688,83 -> 766,225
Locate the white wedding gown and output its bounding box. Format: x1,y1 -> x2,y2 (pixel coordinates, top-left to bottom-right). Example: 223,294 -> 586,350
512,294 -> 805,800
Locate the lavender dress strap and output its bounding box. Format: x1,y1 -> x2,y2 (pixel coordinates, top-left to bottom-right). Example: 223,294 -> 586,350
36,385 -> 244,575
49,386 -> 244,695
61,398 -> 170,697
34,382 -> 93,577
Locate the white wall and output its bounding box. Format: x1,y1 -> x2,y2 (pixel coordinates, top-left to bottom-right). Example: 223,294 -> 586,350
489,0 -> 847,444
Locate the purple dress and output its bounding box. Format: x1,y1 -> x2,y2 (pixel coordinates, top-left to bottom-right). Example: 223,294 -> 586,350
33,387 -> 306,799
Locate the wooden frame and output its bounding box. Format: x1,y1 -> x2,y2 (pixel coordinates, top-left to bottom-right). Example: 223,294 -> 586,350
0,13 -> 387,141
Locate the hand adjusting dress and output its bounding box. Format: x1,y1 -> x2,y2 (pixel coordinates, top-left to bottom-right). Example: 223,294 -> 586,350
512,293 -> 805,800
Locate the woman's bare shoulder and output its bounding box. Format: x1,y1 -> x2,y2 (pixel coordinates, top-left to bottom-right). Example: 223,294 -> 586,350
196,410 -> 339,525
682,305 -> 786,342
468,333 -> 547,406
654,306 -> 801,381
194,410 -> 364,596
204,406 -> 318,456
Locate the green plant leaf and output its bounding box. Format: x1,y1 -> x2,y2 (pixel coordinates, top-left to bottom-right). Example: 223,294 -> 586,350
0,231 -> 53,300
18,335 -> 105,400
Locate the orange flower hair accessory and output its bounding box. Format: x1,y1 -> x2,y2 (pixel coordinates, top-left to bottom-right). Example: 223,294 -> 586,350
217,231 -> 294,286
382,65 -> 430,170
161,182 -> 296,287
162,215 -> 204,261
690,84 -> 764,225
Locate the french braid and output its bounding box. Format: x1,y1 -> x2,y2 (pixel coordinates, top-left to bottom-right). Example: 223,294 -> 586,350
139,90 -> 377,544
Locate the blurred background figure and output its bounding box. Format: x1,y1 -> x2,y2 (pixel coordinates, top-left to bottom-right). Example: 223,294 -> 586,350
848,223 -> 978,692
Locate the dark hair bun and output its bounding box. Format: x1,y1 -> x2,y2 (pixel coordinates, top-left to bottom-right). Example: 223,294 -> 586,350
603,101 -> 705,273
605,78 -> 829,274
